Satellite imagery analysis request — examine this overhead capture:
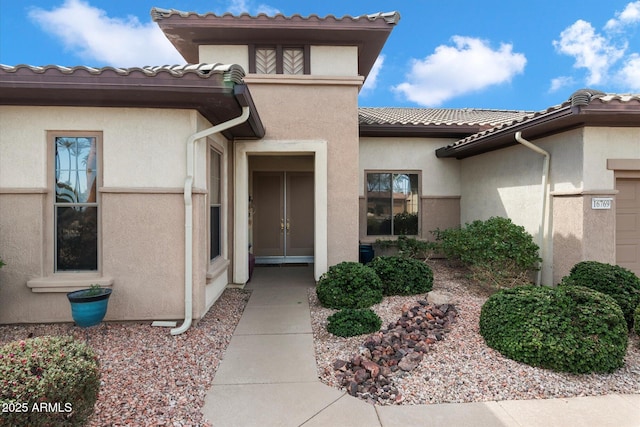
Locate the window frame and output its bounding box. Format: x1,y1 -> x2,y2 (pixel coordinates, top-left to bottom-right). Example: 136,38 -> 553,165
249,44 -> 310,75
47,131 -> 103,274
208,144 -> 223,262
365,170 -> 421,237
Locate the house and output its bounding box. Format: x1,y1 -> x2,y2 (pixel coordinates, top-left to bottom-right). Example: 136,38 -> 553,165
0,9 -> 639,329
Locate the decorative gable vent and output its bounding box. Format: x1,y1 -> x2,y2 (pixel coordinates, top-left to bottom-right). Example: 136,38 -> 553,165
283,48 -> 304,75
255,48 -> 277,74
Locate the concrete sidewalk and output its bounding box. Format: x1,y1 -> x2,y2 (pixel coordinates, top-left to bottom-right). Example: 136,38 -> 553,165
202,265 -> 640,427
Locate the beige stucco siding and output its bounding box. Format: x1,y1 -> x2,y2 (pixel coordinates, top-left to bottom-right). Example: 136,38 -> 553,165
199,45 -> 249,71
583,127 -> 640,190
0,105 -> 227,323
359,137 -> 461,196
310,46 -> 358,76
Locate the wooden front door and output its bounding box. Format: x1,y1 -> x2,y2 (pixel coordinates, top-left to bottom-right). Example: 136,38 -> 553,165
253,171 -> 314,263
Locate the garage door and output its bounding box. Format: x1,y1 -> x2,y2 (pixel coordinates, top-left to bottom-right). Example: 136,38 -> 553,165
616,178 -> 640,276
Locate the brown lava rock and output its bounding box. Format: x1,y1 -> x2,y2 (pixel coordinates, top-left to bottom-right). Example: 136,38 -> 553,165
333,301 -> 457,404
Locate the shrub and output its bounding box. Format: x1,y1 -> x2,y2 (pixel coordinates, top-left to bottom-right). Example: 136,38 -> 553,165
479,285 -> 628,374
327,309 -> 382,337
369,256 -> 434,296
561,261 -> 640,330
432,217 -> 540,288
635,305 -> 640,336
0,336 -> 100,426
316,262 -> 383,309
375,236 -> 434,260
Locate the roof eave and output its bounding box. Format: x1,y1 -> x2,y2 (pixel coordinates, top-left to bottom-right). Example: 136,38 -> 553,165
435,102 -> 640,159
359,123 -> 484,138
0,69 -> 265,139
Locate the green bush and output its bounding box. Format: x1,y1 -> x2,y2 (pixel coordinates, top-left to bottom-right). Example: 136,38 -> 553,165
433,217 -> 540,288
0,336 -> 101,426
375,236 -> 434,260
316,262 -> 383,309
369,256 -> 434,296
327,308 -> 382,337
479,285 -> 628,374
561,261 -> 640,330
635,305 -> 640,336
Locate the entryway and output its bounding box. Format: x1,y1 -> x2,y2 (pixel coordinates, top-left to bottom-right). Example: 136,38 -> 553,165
252,168 -> 314,264
616,178 -> 640,276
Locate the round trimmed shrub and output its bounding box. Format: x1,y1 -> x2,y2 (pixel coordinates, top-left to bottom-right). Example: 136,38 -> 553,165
369,256 -> 434,296
327,308 -> 382,337
561,261 -> 640,330
479,285 -> 628,374
316,262 -> 383,309
0,335 -> 101,426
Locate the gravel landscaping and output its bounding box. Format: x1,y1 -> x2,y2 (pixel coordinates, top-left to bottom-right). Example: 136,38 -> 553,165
0,288 -> 250,426
310,259 -> 640,405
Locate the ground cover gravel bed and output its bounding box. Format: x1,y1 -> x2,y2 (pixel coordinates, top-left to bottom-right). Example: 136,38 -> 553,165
310,260 -> 640,405
0,288 -> 250,426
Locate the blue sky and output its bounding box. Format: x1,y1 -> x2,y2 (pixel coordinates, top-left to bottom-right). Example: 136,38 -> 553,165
1,0 -> 639,111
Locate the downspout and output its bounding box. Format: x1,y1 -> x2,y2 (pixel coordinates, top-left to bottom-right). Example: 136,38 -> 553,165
514,131 -> 549,286
171,106 -> 251,336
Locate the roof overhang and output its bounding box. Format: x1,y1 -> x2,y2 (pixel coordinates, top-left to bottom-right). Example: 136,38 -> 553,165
435,97 -> 640,159
359,123 -> 489,138
152,9 -> 400,80
0,64 -> 265,139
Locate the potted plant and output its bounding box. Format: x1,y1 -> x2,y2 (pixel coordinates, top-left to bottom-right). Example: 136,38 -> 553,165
67,284 -> 112,327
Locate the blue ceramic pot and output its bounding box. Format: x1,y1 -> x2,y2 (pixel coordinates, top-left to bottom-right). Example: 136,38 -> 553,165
67,288 -> 112,327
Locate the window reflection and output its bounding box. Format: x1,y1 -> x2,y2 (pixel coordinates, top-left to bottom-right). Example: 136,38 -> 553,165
367,173 -> 419,236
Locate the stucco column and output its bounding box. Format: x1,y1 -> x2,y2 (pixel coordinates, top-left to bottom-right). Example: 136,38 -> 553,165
552,190 -> 616,284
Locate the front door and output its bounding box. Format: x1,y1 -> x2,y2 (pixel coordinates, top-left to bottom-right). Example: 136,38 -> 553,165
253,171 -> 314,263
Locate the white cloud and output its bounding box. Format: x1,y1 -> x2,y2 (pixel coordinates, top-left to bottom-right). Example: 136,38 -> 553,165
29,0 -> 183,67
393,36 -> 526,107
225,0 -> 280,15
360,55 -> 384,95
605,0 -> 640,30
553,20 -> 626,85
553,2 -> 640,90
549,76 -> 575,93
619,53 -> 640,90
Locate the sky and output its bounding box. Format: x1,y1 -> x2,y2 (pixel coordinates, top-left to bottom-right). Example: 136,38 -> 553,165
1,0 -> 639,111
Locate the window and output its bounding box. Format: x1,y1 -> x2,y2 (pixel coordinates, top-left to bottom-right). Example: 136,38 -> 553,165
54,135 -> 99,271
251,45 -> 309,75
366,172 -> 419,236
210,148 -> 222,260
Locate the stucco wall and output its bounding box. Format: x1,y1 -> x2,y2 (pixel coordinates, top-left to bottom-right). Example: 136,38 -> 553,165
199,45 -> 249,70
0,106 -> 220,323
459,129 -> 584,285
310,46 -> 358,76
583,127 -> 640,190
358,137 -> 461,241
242,77 -> 360,267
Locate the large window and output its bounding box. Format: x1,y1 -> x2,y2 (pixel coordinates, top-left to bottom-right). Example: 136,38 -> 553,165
54,135 -> 99,271
251,45 -> 309,75
210,148 -> 222,260
366,172 -> 419,236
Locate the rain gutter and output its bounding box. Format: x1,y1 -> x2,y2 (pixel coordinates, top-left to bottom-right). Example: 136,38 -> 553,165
514,131 -> 549,286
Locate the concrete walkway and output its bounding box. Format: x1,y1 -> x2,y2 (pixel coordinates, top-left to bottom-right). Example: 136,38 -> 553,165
202,265 -> 640,427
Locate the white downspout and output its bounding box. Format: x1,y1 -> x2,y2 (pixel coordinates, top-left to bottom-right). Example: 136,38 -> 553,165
515,131 -> 550,286
171,106 -> 251,336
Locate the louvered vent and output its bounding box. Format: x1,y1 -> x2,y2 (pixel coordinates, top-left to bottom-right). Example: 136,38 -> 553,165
283,48 -> 304,75
255,48 -> 276,74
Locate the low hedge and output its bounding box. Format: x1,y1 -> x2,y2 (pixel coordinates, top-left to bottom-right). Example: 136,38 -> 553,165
561,261 -> 640,330
327,308 -> 382,337
479,285 -> 628,374
0,335 -> 101,426
369,256 -> 433,296
316,262 -> 383,309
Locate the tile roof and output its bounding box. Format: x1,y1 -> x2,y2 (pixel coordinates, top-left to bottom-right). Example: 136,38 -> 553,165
0,63 -> 245,83
151,8 -> 400,24
436,91 -> 640,158
358,107 -> 532,127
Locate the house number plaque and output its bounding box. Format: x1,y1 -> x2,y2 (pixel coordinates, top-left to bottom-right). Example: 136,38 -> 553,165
591,197 -> 612,210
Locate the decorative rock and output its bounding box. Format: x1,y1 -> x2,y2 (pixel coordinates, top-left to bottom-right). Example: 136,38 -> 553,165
332,301 -> 457,403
